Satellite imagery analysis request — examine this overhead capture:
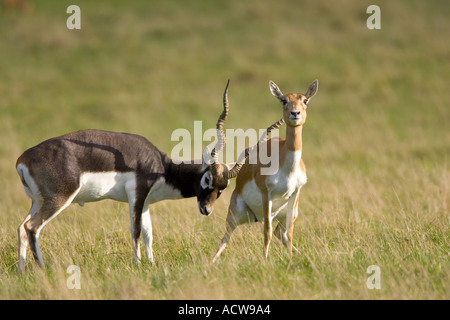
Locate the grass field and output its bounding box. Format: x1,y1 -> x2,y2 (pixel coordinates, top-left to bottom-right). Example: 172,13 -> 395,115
0,0 -> 448,299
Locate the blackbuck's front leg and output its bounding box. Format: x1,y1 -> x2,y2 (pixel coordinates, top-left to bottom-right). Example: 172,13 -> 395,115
286,187 -> 301,257
141,207 -> 154,264
129,200 -> 141,264
128,184 -> 150,264
273,189 -> 302,257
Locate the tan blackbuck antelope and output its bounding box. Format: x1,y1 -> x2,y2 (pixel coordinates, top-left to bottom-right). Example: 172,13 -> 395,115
213,79 -> 318,262
16,81 -> 247,272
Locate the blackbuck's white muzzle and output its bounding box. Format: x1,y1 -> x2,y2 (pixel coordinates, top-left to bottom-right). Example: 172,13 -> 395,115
290,111 -> 301,119
289,111 -> 302,125
198,202 -> 213,216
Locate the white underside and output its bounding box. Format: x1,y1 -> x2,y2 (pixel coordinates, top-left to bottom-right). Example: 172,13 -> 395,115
74,172 -> 183,205
17,166 -> 183,207
74,172 -> 135,204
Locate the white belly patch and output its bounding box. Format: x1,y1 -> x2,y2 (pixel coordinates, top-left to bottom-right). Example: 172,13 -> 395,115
18,167 -> 184,207
241,180 -> 291,221
239,149 -> 307,221
67,173 -> 183,206
74,171 -> 136,204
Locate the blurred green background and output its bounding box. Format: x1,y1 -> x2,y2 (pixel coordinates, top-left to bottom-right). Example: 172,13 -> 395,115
0,0 -> 448,299
2,0 -> 447,155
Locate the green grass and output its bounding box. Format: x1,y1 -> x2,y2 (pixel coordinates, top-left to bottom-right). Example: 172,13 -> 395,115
0,0 -> 448,299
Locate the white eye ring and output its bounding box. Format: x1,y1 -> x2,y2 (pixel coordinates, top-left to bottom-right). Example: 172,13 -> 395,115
200,171 -> 214,190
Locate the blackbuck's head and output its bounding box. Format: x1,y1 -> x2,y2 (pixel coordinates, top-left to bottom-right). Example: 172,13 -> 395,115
269,80 -> 318,127
196,80 -> 246,216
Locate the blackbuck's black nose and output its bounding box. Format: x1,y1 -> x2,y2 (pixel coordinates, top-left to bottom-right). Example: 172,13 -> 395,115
200,206 -> 213,216
291,111 -> 301,117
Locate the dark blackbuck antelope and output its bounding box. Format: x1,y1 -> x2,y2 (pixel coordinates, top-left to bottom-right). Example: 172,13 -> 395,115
16,81 -> 245,272
213,79 -> 318,262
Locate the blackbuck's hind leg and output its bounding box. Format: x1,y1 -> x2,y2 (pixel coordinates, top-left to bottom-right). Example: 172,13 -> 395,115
17,200 -> 41,272
273,222 -> 300,255
23,195 -> 76,269
212,215 -> 237,263
212,192 -> 253,263
263,193 -> 273,260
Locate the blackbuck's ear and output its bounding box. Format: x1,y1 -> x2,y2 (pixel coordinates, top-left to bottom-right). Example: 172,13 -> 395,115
269,80 -> 287,105
305,79 -> 318,102
202,146 -> 214,170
